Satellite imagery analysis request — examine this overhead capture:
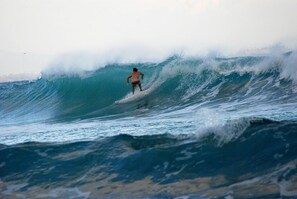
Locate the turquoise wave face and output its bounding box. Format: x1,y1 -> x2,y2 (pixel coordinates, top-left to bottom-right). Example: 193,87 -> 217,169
1,54 -> 296,123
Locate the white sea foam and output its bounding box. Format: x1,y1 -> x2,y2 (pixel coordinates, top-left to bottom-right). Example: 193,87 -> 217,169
176,148 -> 198,161
37,187 -> 90,198
2,183 -> 28,195
193,108 -> 252,145
281,50 -> 297,83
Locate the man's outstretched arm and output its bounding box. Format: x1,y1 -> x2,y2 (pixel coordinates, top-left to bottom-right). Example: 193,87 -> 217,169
127,75 -> 132,83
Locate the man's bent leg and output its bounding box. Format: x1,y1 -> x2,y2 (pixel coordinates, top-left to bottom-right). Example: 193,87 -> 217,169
132,84 -> 135,94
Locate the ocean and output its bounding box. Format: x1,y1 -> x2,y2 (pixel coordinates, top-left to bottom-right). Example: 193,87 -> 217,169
1,52 -> 297,198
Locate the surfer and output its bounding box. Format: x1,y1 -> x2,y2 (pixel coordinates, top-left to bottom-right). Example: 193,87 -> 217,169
127,68 -> 144,94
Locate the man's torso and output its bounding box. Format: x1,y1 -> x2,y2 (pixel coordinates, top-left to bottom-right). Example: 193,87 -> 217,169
131,72 -> 141,83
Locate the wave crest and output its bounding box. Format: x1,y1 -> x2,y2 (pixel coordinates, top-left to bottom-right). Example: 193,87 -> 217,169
1,53 -> 296,123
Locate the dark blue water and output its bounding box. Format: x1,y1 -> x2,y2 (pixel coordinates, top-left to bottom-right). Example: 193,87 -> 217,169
1,53 -> 297,198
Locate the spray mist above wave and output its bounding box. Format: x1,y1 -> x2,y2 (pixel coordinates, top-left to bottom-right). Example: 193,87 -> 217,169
41,48 -> 297,79
41,47 -> 174,78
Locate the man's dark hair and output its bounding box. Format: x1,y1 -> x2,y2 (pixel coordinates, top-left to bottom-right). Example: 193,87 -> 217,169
133,68 -> 138,72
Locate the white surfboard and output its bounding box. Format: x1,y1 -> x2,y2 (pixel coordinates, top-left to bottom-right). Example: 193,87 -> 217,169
115,89 -> 151,104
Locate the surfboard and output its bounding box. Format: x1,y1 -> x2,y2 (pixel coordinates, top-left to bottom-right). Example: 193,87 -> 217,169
115,89 -> 150,104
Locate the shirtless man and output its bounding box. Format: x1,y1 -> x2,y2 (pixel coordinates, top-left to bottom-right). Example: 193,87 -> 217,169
127,68 -> 144,94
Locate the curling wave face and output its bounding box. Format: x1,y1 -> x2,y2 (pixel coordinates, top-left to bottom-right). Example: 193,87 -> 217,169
1,52 -> 297,123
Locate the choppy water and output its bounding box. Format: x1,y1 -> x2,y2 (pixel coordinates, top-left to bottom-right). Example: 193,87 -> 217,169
1,52 -> 297,198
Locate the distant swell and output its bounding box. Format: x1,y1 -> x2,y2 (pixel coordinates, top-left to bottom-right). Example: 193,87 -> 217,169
1,119 -> 297,198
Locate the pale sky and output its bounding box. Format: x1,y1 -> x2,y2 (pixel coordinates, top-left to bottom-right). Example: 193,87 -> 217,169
1,0 -> 297,78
